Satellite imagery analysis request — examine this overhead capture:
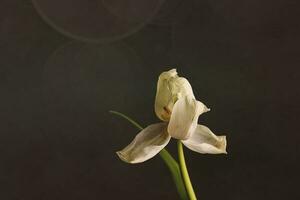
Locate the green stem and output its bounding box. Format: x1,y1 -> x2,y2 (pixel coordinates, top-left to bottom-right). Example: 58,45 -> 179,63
159,149 -> 189,200
109,111 -> 143,130
177,140 -> 197,200
110,110 -> 188,200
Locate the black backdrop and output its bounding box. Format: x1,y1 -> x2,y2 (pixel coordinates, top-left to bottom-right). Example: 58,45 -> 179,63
1,0 -> 299,199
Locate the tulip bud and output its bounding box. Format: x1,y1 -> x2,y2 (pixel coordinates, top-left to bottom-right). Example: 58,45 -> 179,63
155,69 -> 195,121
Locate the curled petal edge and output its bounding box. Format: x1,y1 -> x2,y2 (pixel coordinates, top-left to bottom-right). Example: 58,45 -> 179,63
117,123 -> 171,164
182,124 -> 227,154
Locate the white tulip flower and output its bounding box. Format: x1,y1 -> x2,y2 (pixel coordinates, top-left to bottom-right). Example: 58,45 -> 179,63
117,69 -> 227,164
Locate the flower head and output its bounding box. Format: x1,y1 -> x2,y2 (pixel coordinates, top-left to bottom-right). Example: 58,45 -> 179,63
117,69 -> 227,163
155,69 -> 195,121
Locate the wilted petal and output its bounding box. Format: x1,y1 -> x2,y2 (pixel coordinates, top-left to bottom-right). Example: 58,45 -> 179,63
168,96 -> 209,140
117,123 -> 171,163
155,69 -> 195,121
182,125 -> 227,154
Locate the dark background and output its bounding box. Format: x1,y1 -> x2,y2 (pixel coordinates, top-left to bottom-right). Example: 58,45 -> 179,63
1,0 -> 299,199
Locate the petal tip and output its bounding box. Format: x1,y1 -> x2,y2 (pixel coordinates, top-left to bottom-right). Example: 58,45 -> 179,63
116,151 -> 130,163
168,68 -> 177,74
116,123 -> 170,164
219,135 -> 227,154
116,151 -> 141,164
182,125 -> 228,154
159,68 -> 178,80
202,103 -> 210,113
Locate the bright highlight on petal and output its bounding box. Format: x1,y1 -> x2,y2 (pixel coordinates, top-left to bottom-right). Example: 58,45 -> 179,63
182,125 -> 227,154
116,123 -> 171,163
168,96 -> 210,140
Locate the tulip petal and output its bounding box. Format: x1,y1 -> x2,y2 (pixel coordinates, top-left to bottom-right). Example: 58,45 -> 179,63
182,125 -> 227,154
117,123 -> 171,163
155,69 -> 195,121
168,96 -> 209,140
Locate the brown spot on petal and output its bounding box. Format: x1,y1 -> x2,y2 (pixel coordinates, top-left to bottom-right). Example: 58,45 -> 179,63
160,106 -> 171,121
163,106 -> 171,115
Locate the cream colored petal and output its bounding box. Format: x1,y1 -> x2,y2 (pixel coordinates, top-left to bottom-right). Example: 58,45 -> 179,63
116,123 -> 171,164
154,70 -> 175,121
155,69 -> 195,121
182,125 -> 227,154
167,96 -> 209,140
